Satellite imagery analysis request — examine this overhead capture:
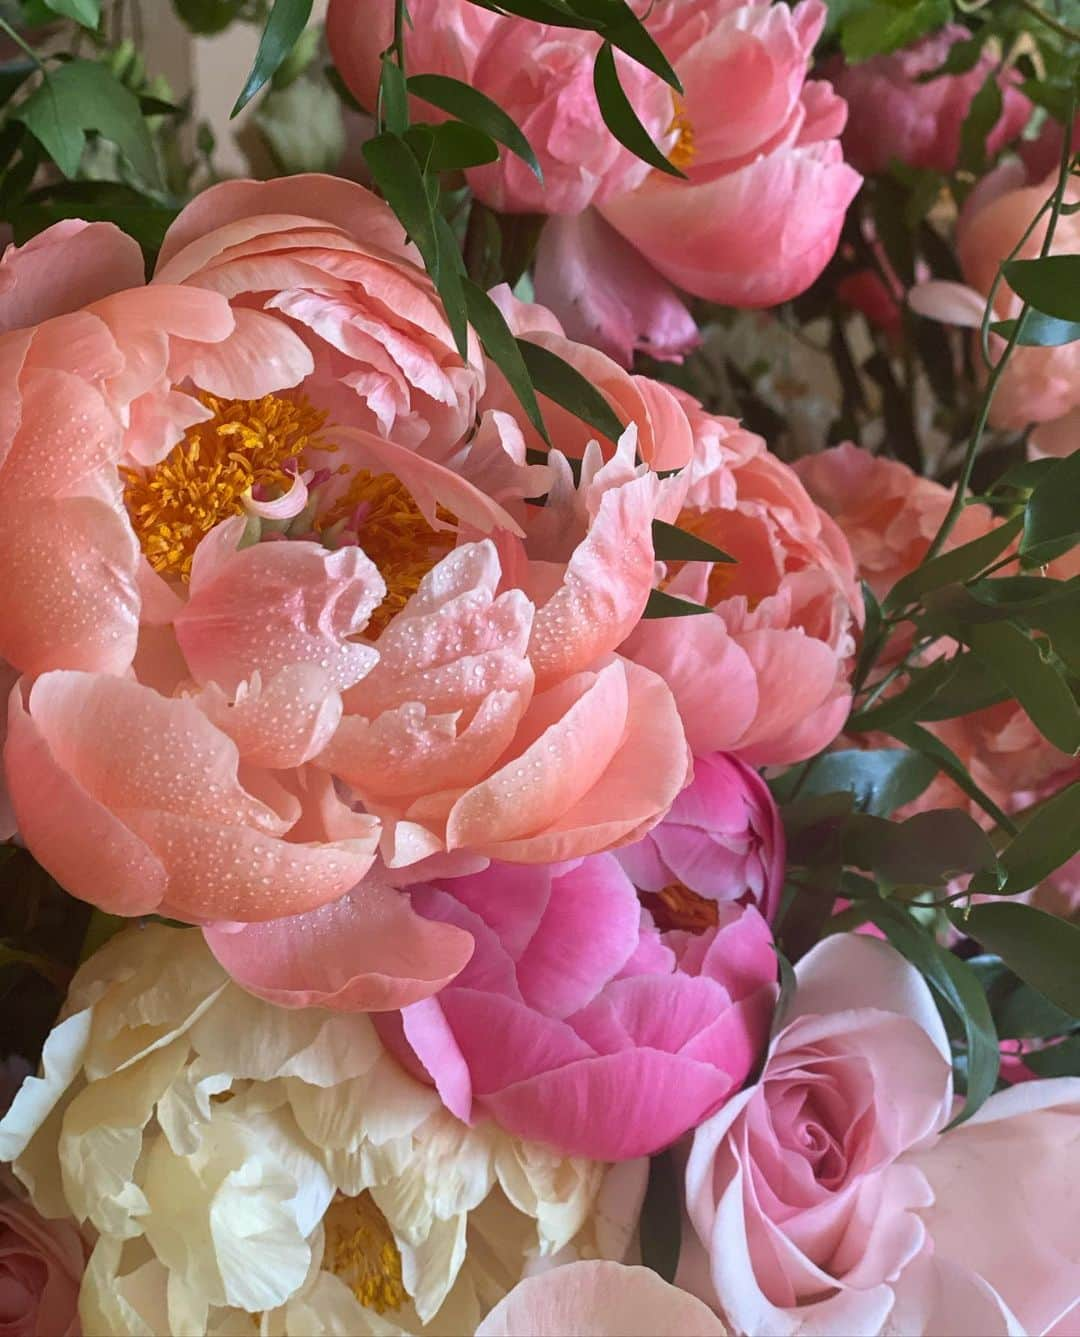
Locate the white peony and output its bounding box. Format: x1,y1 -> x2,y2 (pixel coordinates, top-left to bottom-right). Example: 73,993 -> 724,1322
0,924 -> 645,1336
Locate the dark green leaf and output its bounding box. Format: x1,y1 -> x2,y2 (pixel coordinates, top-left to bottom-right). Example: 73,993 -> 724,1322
865,902 -> 998,1125
231,0 -> 313,116
915,653 -> 1010,721
844,809 -> 998,886
406,121 -> 499,172
1022,449 -> 1080,566
782,748 -> 937,817
432,210 -> 470,360
957,70 -> 1002,178
1030,601 -> 1080,676
172,0 -> 244,33
42,0 -> 100,25
517,338 -> 626,442
967,621 -> 1080,755
841,0 -> 951,62
770,948 -> 798,1041
890,721 -> 1017,833
916,34 -> 983,81
883,514 -> 1023,612
9,180 -> 177,254
991,309 -> 1080,347
639,1150 -> 681,1283
1023,1037 -> 1080,1077
854,582 -> 885,687
968,956 -> 1077,1040
14,59 -> 160,185
971,782 -> 1080,897
953,902 -> 1080,1018
568,0 -> 682,90
408,73 -> 543,181
363,129 -> 439,271
851,658 -> 960,733
462,278 -> 549,444
642,588 -> 713,619
1003,255 -> 1080,324
379,53 -> 409,134
650,519 -> 734,565
593,41 -> 683,178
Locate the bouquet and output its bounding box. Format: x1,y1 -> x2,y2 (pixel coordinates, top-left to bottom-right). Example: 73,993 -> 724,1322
0,0 -> 1078,1333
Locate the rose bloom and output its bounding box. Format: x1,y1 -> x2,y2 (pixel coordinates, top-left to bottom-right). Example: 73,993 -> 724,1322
910,171 -> 1080,457
686,933 -> 1080,1336
328,0 -> 861,365
826,24 -> 1031,176
0,1195 -> 87,1337
622,402 -> 862,767
374,853 -> 778,1160
0,176 -> 692,1008
0,925 -> 647,1337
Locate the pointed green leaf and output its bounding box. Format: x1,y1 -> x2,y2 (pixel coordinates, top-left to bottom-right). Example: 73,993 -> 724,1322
990,309 -> 1080,347
971,782 -> 1080,897
651,519 -> 734,565
953,902 -> 1080,1019
43,0 -> 100,27
1003,255 -> 1080,324
462,278 -> 549,444
408,73 -> 543,181
593,41 -> 684,178
883,514 -> 1023,611
378,53 -> 409,134
231,0 -> 313,116
516,338 -> 626,443
967,621 -> 1080,756
643,588 -> 713,619
1022,449 -> 1080,566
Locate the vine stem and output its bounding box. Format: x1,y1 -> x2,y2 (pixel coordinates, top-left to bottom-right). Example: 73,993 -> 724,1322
1013,0 -> 1080,43
923,97 -> 1076,564
0,17 -> 44,69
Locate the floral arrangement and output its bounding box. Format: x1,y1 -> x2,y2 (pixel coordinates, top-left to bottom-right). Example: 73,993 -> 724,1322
0,0 -> 1078,1334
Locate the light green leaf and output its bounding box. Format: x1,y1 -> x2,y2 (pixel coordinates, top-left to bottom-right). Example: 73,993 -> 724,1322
42,0 -> 100,27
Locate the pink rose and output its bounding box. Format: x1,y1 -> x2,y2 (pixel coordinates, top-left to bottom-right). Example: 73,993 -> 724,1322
0,1195 -> 87,1337
827,25 -> 1031,176
687,933 -> 1080,1335
376,854 -> 778,1160
623,404 -> 862,766
615,751 -> 785,923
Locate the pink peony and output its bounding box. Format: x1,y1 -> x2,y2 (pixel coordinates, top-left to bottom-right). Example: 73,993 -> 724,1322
0,1195 -> 87,1337
827,25 -> 1031,176
0,176 -> 691,1012
615,751 -> 785,923
623,404 -> 862,766
476,1261 -> 729,1337
376,854 -> 778,1160
686,933 -> 1080,1336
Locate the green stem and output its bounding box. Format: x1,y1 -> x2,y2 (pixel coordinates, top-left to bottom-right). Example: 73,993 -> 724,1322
0,17 -> 44,69
1013,0 -> 1080,43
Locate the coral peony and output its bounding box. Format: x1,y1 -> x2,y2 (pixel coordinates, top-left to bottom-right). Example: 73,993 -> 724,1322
0,925 -> 646,1337
827,25 -> 1031,176
377,854 -> 778,1160
328,0 -> 860,362
0,1195 -> 87,1337
0,177 -> 691,1008
476,1261 -> 729,1336
623,404 -> 862,766
687,933 -> 1080,1336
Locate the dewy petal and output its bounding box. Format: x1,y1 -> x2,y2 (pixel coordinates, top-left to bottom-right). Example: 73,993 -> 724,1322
204,874 -> 474,1012
195,665 -> 343,770
476,1260 -> 728,1336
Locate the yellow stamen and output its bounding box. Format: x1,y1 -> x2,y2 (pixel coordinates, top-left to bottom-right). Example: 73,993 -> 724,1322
122,392 -> 331,580
324,1191 -> 407,1315
322,470 -> 456,637
642,882 -> 720,934
667,93 -> 696,173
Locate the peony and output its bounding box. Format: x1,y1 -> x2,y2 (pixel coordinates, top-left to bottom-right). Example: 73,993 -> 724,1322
622,403 -> 862,766
0,1195 -> 87,1337
0,924 -> 646,1336
476,1260 -> 729,1336
910,173 -> 1080,456
615,750 -> 786,923
826,25 -> 1031,176
686,933 -> 1080,1336
0,177 -> 691,1004
375,854 -> 778,1161
328,0 -> 860,364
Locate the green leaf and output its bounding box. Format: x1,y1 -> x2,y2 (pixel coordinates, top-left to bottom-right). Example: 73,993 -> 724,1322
14,59 -> 161,185
990,309 -> 1080,347
363,130 -> 439,274
378,53 -> 409,134
593,41 -> 684,178
42,0 -> 100,26
408,73 -> 543,181
9,180 -> 177,254
516,338 -> 626,443
1022,449 -> 1080,566
431,209 -> 470,360
890,721 -> 1017,833
865,902 -> 999,1126
971,782 -> 1080,897
568,0 -> 682,90
231,0 -> 313,116
850,659 -> 959,733
883,514 -> 1023,612
639,1150 -> 681,1283
650,519 -> 734,565
405,121 -> 499,173
1023,1037 -> 1080,1078
770,948 -> 798,1042
915,653 -> 1010,721
462,278 -> 549,444
172,0 -> 244,33
841,0 -> 951,62
844,809 -> 998,887
643,588 -> 713,619
953,902 -> 1080,1018
967,621 -> 1080,756
957,69 -> 1002,179
786,748 -> 938,817
1003,255 -> 1080,324
968,956 -> 1077,1040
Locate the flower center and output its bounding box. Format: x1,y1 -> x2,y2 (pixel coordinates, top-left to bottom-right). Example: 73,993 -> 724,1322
667,94 -> 696,173
122,392 -> 331,581
641,882 -> 720,934
324,1191 -> 407,1315
321,470 -> 456,638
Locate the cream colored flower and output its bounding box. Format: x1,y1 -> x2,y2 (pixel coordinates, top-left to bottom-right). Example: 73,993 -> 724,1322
0,925 -> 644,1337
